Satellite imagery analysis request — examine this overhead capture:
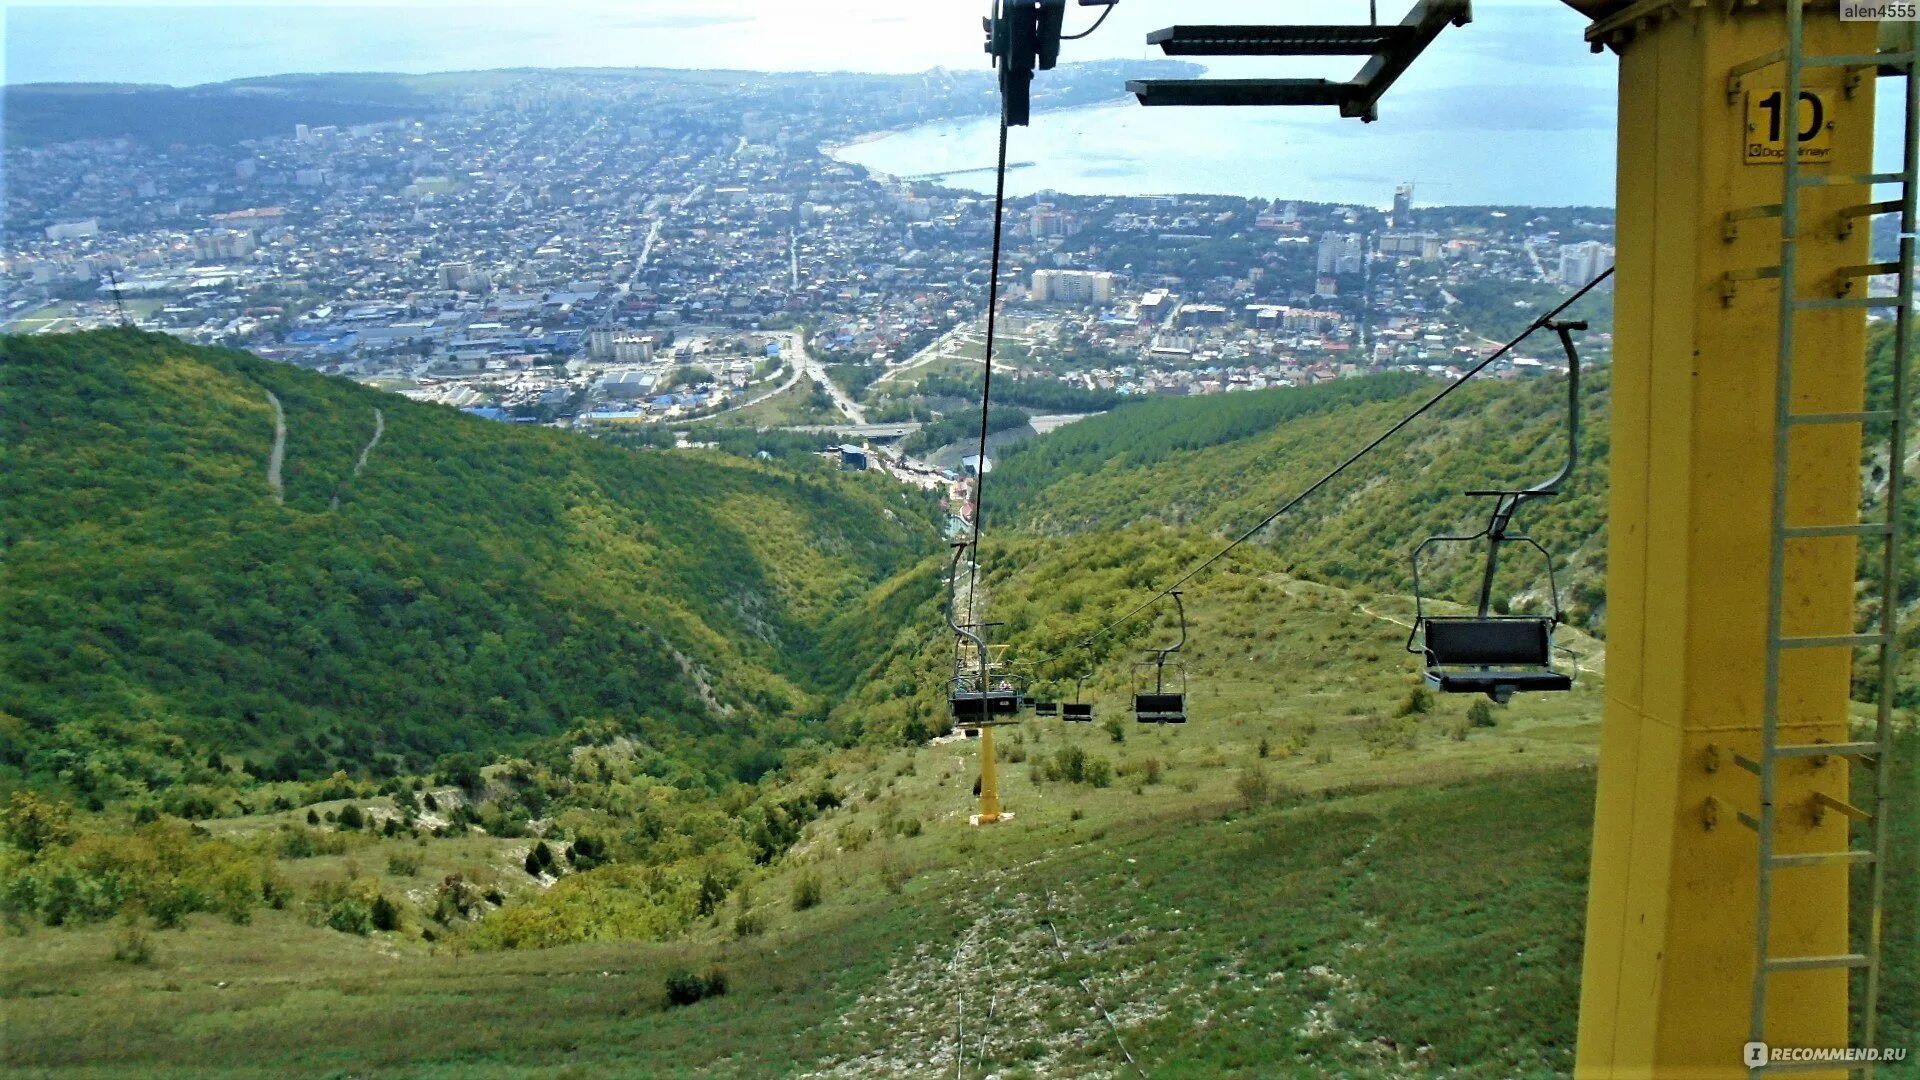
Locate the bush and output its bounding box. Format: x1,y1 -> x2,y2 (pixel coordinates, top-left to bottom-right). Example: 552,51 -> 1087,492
791,871 -> 823,911
370,893 -> 402,932
338,804 -> 365,830
567,833 -> 610,870
664,968 -> 728,1007
1446,717 -> 1471,742
1257,736 -> 1271,759
1360,714 -> 1420,757
1235,767 -> 1274,810
1467,700 -> 1497,728
112,919 -> 154,965
387,850 -> 421,876
1102,717 -> 1126,743
732,909 -> 766,938
1395,685 -> 1435,717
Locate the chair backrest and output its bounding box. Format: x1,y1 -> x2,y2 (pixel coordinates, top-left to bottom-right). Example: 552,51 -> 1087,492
1135,693 -> 1185,714
1062,703 -> 1094,721
1423,618 -> 1552,667
1035,702 -> 1058,716
951,696 -> 989,721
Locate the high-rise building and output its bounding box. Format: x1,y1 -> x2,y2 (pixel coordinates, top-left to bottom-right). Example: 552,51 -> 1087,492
438,262 -> 472,290
1316,232 -> 1365,275
1031,269 -> 1114,304
1392,182 -> 1415,227
1558,240 -> 1615,287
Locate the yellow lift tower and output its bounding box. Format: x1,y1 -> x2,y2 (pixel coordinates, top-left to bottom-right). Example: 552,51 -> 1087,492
1562,3 -> 1912,1076
945,541 -> 1023,825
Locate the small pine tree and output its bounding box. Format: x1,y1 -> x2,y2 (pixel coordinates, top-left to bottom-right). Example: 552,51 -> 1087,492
370,894 -> 401,932
1257,736 -> 1271,759
531,841 -> 554,870
306,808 -> 320,826
338,804 -> 365,830
524,850 -> 543,876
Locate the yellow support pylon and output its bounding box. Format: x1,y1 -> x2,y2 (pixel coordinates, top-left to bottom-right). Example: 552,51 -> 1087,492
1568,4 -> 1878,1075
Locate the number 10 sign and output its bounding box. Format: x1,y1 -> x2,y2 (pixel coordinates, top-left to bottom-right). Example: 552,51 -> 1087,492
1745,86 -> 1836,165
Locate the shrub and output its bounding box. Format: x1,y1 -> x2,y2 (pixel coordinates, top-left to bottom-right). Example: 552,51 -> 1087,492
386,850 -> 421,876
1359,714 -> 1420,757
112,919 -> 154,965
665,968 -> 728,1007
1446,717 -> 1471,742
1467,700 -> 1497,728
1395,685 -> 1435,718
306,809 -> 320,826
879,859 -> 912,894
307,878 -> 382,935
370,893 -> 402,932
791,871 -> 823,911
1102,718 -> 1126,743
1235,767 -> 1274,810
1312,746 -> 1333,765
338,804 -> 365,830
1257,736 -> 1271,759
732,909 -> 765,938
1084,758 -> 1113,788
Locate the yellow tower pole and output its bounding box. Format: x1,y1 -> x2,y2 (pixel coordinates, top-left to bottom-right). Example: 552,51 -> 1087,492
1566,4 -> 1876,1075
977,724 -> 1004,824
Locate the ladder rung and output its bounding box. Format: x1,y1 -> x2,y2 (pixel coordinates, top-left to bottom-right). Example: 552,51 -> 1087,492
1813,790 -> 1874,822
1775,633 -> 1890,649
1805,51 -> 1916,70
1763,952 -> 1871,972
1783,522 -> 1894,538
1797,172 -> 1909,188
1796,296 -> 1904,310
1787,410 -> 1894,425
1771,849 -> 1876,868
1838,199 -> 1904,219
1729,48 -> 1785,80
1775,741 -> 1882,759
1839,261 -> 1902,278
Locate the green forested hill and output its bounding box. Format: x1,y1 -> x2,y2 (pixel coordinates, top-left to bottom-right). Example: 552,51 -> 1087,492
0,329 -> 937,795
991,368 -> 1613,628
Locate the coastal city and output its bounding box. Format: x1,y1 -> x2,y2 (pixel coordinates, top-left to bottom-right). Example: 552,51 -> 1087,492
4,65 -> 1615,484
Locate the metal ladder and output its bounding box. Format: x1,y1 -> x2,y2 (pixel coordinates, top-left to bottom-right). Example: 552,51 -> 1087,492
1734,7 -> 1916,1075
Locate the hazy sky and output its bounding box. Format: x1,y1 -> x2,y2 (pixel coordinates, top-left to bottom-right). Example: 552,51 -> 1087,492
3,1 -> 1606,90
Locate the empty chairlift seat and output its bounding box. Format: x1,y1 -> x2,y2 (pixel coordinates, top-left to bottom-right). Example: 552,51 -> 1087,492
1135,692 -> 1187,724
1419,617 -> 1571,702
1062,702 -> 1095,722
1034,701 -> 1059,716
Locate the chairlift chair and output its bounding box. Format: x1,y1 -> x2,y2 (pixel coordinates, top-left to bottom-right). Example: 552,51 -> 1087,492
1133,591 -> 1190,724
1063,669 -> 1095,721
945,541 -> 1023,727
1408,320 -> 1586,704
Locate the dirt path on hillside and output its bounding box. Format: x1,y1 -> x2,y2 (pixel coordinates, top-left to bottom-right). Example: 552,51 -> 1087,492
264,390 -> 286,506
331,407 -> 384,510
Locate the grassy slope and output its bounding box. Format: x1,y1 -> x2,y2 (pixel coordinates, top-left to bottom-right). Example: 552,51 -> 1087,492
0,329 -> 936,784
